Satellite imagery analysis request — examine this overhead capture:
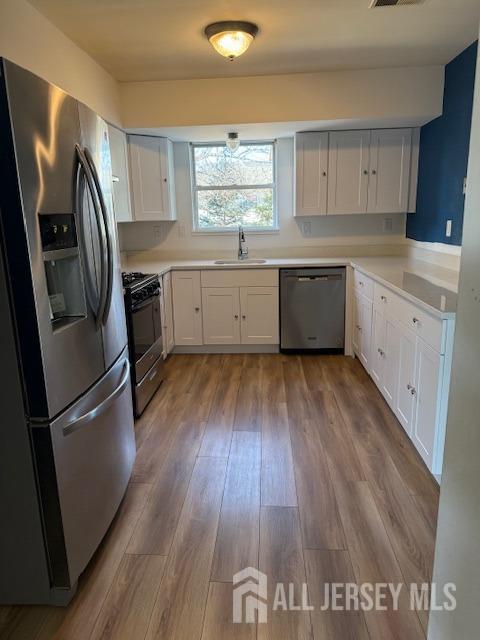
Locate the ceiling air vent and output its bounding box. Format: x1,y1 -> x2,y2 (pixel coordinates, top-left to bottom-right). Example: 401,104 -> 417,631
370,0 -> 425,6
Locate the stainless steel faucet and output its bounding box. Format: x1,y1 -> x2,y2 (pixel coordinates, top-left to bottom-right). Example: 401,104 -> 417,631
238,225 -> 249,260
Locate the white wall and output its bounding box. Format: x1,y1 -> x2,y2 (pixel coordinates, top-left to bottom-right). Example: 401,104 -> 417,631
0,0 -> 121,124
427,38 -> 480,640
120,66 -> 444,130
119,138 -> 406,259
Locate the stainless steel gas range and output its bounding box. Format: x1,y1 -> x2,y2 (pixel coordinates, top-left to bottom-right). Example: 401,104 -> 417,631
123,272 -> 164,416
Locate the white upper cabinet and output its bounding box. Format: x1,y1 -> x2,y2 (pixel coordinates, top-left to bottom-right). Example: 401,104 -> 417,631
295,132 -> 329,216
367,128 -> 412,214
327,130 -> 371,215
295,128 -> 418,216
128,135 -> 177,222
108,125 -> 133,222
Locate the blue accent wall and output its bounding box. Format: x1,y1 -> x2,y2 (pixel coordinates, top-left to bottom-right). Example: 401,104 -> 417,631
406,41 -> 477,246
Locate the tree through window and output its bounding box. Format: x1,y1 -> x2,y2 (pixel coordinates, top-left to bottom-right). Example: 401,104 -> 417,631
192,142 -> 276,231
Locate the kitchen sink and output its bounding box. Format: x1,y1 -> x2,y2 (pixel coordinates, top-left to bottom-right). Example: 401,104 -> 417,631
214,259 -> 267,265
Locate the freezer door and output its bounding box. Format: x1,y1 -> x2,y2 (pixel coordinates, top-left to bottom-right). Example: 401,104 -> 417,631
1,60 -> 105,419
33,347 -> 135,588
78,104 -> 127,369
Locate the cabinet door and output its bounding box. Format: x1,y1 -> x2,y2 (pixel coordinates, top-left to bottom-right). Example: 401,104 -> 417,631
367,129 -> 412,214
396,326 -> 416,435
128,135 -> 176,221
202,287 -> 240,345
412,339 -> 442,470
359,294 -> 373,371
295,132 -> 329,216
371,308 -> 385,386
172,271 -> 202,346
353,293 -> 362,356
240,287 -> 279,345
327,130 -> 371,214
381,316 -> 400,409
162,272 -> 174,354
108,125 -> 133,222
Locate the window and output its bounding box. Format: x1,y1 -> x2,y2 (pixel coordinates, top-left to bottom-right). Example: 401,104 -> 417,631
192,142 -> 277,231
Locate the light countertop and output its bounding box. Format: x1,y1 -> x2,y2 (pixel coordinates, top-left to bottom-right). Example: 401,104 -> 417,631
123,254 -> 459,319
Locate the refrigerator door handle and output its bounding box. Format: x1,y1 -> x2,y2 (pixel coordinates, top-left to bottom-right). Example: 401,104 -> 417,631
75,145 -> 108,327
83,147 -> 113,327
62,359 -> 130,436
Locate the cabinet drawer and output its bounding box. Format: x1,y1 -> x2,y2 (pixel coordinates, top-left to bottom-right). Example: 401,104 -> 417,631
354,270 -> 374,300
201,269 -> 278,288
374,282 -> 399,317
396,298 -> 444,353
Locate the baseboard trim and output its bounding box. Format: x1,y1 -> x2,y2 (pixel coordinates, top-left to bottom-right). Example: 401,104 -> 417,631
172,344 -> 280,354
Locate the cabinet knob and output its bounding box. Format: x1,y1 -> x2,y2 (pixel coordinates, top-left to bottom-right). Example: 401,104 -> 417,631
363,170 -> 369,175
407,383 -> 413,391
372,169 -> 377,176
322,171 -> 327,177
195,306 -> 200,312
242,315 -> 246,320
163,178 -> 167,183
412,317 -> 419,324
381,295 -> 387,302
410,387 -> 416,396
234,314 -> 239,320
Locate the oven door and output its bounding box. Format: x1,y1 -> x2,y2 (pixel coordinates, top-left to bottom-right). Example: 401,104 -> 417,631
131,293 -> 163,382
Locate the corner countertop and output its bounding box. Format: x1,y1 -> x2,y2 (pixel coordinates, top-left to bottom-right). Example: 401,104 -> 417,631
123,254 -> 459,319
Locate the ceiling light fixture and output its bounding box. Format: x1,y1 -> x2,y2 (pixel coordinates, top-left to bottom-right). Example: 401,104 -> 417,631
226,132 -> 240,152
204,21 -> 259,60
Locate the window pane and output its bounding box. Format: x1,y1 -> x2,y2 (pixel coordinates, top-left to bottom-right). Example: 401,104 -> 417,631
194,144 -> 273,187
197,188 -> 274,229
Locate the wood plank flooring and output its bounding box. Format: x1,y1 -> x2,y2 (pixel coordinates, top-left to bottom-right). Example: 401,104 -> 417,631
0,354 -> 439,640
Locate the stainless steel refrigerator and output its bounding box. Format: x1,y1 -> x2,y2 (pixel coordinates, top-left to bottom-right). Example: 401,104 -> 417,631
0,60 -> 136,605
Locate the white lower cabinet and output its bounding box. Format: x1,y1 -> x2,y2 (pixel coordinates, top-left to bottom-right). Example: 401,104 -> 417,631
202,287 -> 240,345
161,271 -> 174,356
201,284 -> 279,346
240,287 -> 279,344
412,340 -> 443,470
171,271 -> 203,346
353,270 -> 454,476
353,292 -> 373,372
381,317 -> 400,408
396,325 -> 417,436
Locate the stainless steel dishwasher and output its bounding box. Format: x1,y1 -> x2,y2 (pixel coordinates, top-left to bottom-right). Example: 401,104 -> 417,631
280,268 -> 346,352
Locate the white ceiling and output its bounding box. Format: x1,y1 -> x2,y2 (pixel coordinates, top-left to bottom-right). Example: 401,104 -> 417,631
28,0 -> 479,83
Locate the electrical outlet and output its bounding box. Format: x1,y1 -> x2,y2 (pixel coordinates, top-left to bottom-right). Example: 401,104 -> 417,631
302,221 -> 312,237
383,217 -> 393,232
446,220 -> 452,238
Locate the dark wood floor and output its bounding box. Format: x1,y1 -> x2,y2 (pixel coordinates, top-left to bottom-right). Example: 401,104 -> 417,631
0,354 -> 439,640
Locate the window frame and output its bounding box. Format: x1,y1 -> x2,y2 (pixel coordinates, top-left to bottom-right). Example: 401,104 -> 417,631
190,140 -> 278,233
